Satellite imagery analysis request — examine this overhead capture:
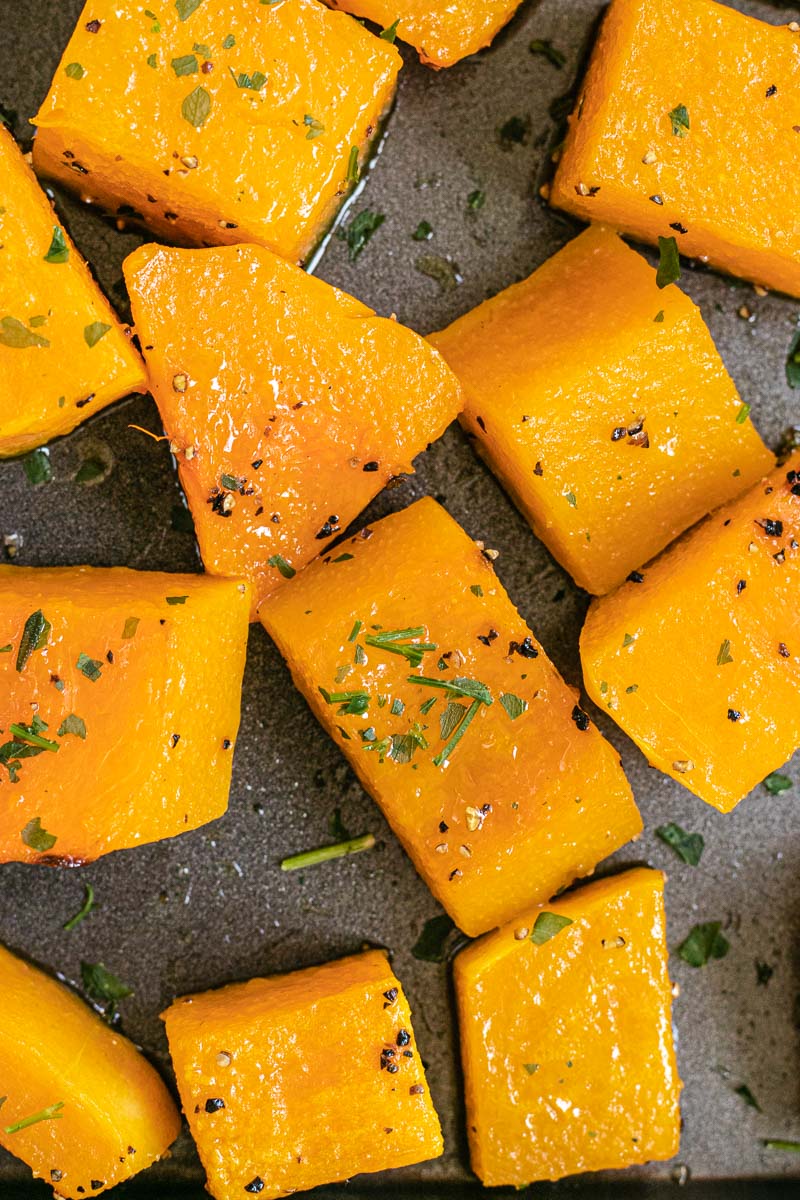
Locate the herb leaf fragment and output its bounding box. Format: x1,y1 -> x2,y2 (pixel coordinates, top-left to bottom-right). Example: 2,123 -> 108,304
44,226 -> 69,264
677,921 -> 730,967
656,822 -> 704,866
531,911 -> 573,945
656,236 -> 681,289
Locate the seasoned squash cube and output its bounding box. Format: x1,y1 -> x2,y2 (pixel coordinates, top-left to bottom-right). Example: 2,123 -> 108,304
324,0 -> 522,68
162,949 -> 442,1199
430,225 -> 773,595
0,125 -> 145,457
261,497 -> 641,937
0,940 -> 180,1198
32,0 -> 400,262
581,454 -> 800,812
454,868 -> 681,1186
124,243 -> 463,618
550,0 -> 800,296
0,566 -> 249,863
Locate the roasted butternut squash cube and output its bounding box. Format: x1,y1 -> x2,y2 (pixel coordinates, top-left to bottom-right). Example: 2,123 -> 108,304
0,940 -> 180,1198
0,566 -> 249,863
261,497 -> 641,937
581,454 -> 800,812
0,125 -> 145,457
550,0 -> 800,296
454,868 -> 681,1186
430,225 -> 773,594
32,0 -> 400,262
124,243 -> 463,619
162,949 -> 442,1199
324,0 -> 522,68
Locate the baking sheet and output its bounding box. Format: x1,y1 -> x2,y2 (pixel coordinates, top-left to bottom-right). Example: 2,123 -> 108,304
1,0 -> 799,1189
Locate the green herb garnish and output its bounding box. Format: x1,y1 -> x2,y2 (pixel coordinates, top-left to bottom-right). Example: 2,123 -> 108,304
4,1102 -> 64,1135
531,912 -> 573,945
500,692 -> 527,720
346,145 -> 360,184
338,209 -> 385,262
83,322 -> 111,348
656,236 -> 681,289
16,610 -> 50,672
380,18 -> 400,42
677,921 -> 730,967
763,772 -> 792,795
267,554 -> 296,579
23,449 -> 52,485
122,616 -> 140,639
175,0 -> 203,19
717,639 -> 733,665
81,961 -> 133,1018
656,822 -> 704,866
735,1083 -> 761,1111
75,652 -> 103,681
736,403 -> 751,424
165,595 -> 187,605
319,687 -> 369,715
57,714 -> 87,739
63,883 -> 95,931
0,316 -> 50,349
44,227 -> 69,264
182,84 -> 211,126
280,833 -> 375,872
529,39 -> 565,67
365,627 -> 436,668
413,220 -> 433,241
171,53 -> 198,75
65,62 -> 85,79
20,817 -> 57,852
668,103 -> 690,137
303,114 -> 325,139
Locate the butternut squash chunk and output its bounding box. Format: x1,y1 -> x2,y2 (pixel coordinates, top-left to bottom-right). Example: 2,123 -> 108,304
324,0 -> 522,68
123,243 -> 463,619
0,566 -> 249,863
162,949 -> 442,1199
32,0 -> 400,262
261,497 -> 641,937
454,868 -> 681,1186
0,125 -> 145,457
581,455 -> 800,813
430,226 -> 773,595
550,0 -> 800,297
0,941 -> 180,1198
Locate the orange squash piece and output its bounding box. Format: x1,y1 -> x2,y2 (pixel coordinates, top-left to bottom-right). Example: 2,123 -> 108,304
32,0 -> 399,263
581,454 -> 800,813
0,565 -> 249,864
162,948 -> 442,1199
430,225 -> 773,595
261,497 -> 641,937
324,0 -> 522,68
549,0 -> 800,296
0,126 -> 145,457
0,940 -> 180,1198
454,868 -> 681,1186
124,243 -> 463,619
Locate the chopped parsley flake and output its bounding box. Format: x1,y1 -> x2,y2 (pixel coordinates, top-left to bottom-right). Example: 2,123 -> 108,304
656,822 -> 704,866
531,912 -> 573,945
677,921 -> 729,967
44,227 -> 69,264
20,817 -> 57,853
267,554 -> 295,579
668,103 -> 690,137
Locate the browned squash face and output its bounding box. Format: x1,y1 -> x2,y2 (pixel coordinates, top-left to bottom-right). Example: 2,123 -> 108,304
0,125 -> 145,457
123,242 -> 464,619
162,949 -> 443,1199
0,566 -> 250,864
324,0 -> 524,68
581,453 -> 800,812
550,0 -> 800,297
430,225 -> 774,596
0,941 -> 181,1198
32,0 -> 400,261
454,868 -> 682,1186
261,496 -> 642,937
